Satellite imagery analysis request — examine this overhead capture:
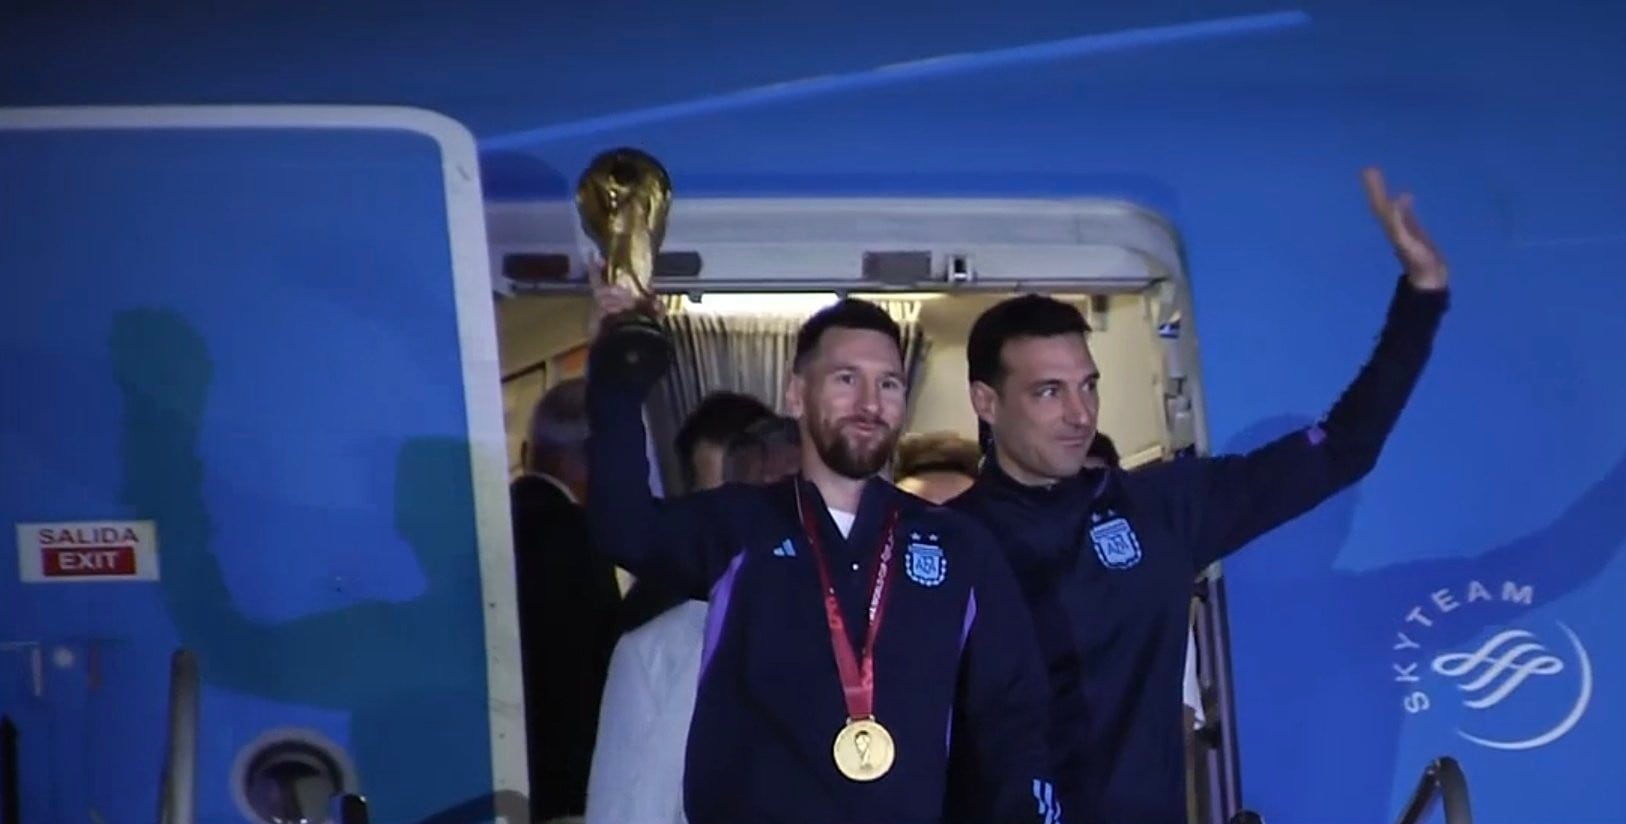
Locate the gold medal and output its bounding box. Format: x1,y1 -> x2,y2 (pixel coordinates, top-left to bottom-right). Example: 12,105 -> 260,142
832,717 -> 895,781
796,484 -> 903,784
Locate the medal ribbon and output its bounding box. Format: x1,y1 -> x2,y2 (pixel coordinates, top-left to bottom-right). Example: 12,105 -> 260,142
796,480 -> 900,721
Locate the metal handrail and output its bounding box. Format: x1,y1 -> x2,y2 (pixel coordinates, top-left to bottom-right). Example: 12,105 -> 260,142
1393,756 -> 1472,824
1193,574 -> 1245,824
158,649 -> 198,824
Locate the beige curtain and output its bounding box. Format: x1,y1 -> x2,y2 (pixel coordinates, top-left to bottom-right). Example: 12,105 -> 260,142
645,300 -> 929,493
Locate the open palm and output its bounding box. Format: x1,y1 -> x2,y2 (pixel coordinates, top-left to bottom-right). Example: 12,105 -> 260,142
1363,167 -> 1449,291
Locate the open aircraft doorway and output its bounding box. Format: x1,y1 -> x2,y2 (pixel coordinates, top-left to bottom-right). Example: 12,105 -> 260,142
490,194 -> 1246,824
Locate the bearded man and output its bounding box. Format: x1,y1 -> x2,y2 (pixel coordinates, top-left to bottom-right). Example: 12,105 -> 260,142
582,288 -> 1066,824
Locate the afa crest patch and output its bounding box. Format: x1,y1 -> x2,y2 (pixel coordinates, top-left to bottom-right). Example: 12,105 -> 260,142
1090,516 -> 1142,570
905,533 -> 947,587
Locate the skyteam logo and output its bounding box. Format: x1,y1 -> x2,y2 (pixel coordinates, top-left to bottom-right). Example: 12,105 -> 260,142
1088,511 -> 1142,570
905,533 -> 946,587
1392,579 -> 1593,751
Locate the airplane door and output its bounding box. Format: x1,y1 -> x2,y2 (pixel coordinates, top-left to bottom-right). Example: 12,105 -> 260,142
0,106 -> 524,824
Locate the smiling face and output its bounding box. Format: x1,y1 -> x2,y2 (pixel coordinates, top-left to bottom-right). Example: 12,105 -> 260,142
787,326 -> 907,480
971,331 -> 1101,485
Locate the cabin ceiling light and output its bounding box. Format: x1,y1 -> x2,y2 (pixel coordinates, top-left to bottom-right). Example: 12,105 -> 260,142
680,292 -> 842,316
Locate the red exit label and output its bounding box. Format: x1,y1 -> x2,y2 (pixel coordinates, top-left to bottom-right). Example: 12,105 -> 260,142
17,521 -> 159,583
43,546 -> 137,577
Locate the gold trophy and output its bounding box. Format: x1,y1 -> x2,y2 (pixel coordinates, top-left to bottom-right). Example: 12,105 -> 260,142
577,147 -> 675,386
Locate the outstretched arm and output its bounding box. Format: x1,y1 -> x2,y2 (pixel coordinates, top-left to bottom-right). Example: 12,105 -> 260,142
1167,168 -> 1451,570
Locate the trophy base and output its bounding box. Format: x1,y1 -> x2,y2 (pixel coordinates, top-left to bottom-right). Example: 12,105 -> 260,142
594,312 -> 674,388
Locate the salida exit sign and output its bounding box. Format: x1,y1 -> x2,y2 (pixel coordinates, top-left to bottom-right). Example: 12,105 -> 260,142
15,520 -> 160,583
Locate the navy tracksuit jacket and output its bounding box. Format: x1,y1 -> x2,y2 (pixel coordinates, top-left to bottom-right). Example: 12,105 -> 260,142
950,276 -> 1448,824
585,368 -> 1065,823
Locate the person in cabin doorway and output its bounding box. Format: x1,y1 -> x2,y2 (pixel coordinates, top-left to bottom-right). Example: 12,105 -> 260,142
947,168 -> 1451,824
510,377 -> 623,824
586,396 -> 780,824
584,285 -> 1062,824
893,431 -> 982,505
678,391 -> 777,492
723,414 -> 804,486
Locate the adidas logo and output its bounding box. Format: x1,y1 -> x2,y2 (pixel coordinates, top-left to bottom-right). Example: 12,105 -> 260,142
771,538 -> 796,558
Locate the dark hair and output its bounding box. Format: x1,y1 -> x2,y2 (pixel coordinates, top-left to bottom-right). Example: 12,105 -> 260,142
966,294 -> 1090,390
1087,431 -> 1121,469
740,414 -> 801,451
895,431 -> 981,481
793,298 -> 903,372
675,391 -> 773,488
722,415 -> 801,484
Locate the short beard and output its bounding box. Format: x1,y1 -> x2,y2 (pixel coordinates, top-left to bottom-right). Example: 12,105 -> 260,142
811,417 -> 897,480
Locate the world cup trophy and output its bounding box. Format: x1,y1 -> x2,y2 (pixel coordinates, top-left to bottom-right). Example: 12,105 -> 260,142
577,147 -> 675,387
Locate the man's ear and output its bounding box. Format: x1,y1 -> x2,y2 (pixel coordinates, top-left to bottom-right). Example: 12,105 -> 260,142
784,373 -> 805,418
969,380 -> 999,427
